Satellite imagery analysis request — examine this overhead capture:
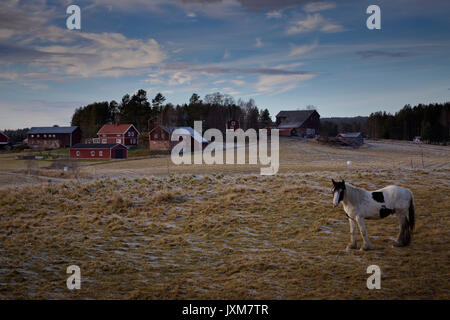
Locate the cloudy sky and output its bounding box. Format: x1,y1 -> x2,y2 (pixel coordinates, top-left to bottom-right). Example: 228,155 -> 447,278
1,0 -> 449,129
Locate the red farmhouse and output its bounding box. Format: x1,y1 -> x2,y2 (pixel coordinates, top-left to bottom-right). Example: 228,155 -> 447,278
70,143 -> 128,159
97,124 -> 140,148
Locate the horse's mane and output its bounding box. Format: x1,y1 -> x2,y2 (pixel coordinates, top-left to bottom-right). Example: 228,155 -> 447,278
344,183 -> 368,204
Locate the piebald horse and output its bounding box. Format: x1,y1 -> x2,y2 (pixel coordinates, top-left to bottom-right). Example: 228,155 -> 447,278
332,179 -> 415,250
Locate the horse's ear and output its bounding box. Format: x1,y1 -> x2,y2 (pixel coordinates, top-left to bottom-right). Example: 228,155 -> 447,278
342,179 -> 345,184
332,179 -> 336,185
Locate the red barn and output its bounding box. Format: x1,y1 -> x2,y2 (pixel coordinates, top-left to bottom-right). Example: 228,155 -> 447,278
149,125 -> 208,151
70,143 -> 128,159
28,126 -> 82,148
0,131 -> 9,145
97,124 -> 140,148
276,110 -> 320,137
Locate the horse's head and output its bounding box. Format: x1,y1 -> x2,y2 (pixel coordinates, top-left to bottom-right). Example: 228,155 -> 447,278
331,179 -> 346,207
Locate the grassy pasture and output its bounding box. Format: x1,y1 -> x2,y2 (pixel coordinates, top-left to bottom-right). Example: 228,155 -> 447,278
0,139 -> 448,299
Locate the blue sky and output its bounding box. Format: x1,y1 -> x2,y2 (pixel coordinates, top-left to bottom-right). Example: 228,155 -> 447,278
0,0 -> 449,129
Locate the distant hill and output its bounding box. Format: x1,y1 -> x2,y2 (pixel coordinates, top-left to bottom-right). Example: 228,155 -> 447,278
321,116 -> 367,125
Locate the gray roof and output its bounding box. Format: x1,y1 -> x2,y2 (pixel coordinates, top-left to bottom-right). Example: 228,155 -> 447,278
28,126 -> 79,134
276,110 -> 317,129
338,132 -> 363,138
158,126 -> 209,143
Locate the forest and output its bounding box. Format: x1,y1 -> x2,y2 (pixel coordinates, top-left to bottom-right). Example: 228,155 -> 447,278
320,103 -> 449,144
365,103 -> 449,143
70,90 -> 272,139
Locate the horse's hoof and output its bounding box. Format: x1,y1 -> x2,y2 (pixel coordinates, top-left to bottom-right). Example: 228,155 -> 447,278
360,245 -> 373,251
393,241 -> 405,247
346,244 -> 358,250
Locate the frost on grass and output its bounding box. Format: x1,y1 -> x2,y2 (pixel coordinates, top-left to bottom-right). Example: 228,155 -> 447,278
0,140 -> 449,299
0,168 -> 449,299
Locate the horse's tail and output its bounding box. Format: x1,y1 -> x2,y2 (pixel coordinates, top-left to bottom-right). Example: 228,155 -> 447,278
400,194 -> 415,246
408,196 -> 415,232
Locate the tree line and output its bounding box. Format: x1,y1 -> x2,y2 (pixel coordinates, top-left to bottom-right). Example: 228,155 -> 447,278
319,103 -> 449,144
366,102 -> 449,143
70,90 -> 273,138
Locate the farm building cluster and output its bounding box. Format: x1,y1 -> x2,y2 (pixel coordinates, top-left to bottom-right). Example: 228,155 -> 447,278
17,120 -> 208,160
3,108 -> 367,158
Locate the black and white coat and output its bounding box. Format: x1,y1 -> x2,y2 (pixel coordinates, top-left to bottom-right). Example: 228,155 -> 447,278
332,179 -> 415,250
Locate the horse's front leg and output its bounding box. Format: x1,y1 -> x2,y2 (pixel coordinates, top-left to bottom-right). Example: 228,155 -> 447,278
346,218 -> 359,250
355,215 -> 373,251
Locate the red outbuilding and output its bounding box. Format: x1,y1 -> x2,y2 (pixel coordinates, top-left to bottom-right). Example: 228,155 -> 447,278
97,124 -> 140,148
0,131 -> 9,145
276,110 -> 320,137
149,125 -> 209,151
70,143 -> 128,159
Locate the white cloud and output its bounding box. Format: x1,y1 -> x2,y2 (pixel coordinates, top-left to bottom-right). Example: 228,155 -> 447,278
286,13 -> 344,35
33,32 -> 166,77
0,72 -> 55,89
168,71 -> 192,85
304,2 -> 336,13
255,73 -> 315,94
221,87 -> 241,95
273,62 -> 304,69
231,79 -> 246,86
93,0 -> 243,19
0,1 -> 167,80
320,23 -> 343,33
266,10 -> 282,19
289,41 -> 318,56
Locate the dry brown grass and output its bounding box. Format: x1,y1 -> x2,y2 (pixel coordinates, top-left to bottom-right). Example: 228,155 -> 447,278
0,139 -> 449,299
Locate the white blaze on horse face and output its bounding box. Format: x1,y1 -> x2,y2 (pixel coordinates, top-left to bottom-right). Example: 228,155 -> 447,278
333,190 -> 341,207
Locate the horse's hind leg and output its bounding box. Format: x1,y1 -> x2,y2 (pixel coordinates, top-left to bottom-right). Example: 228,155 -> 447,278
394,212 -> 411,247
346,218 -> 359,250
356,216 -> 373,251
